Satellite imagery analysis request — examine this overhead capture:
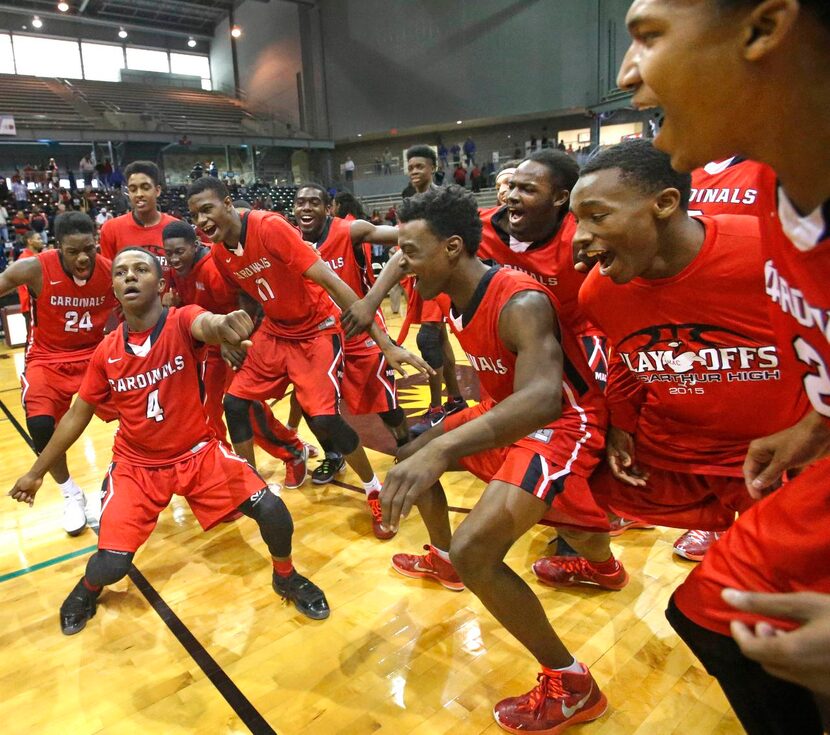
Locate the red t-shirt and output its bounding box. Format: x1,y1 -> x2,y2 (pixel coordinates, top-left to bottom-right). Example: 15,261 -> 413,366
16,248 -> 36,313
314,216 -> 385,355
479,208 -> 594,340
211,210 -> 339,340
99,211 -> 180,265
579,214 -> 810,476
79,305 -> 213,466
26,249 -> 116,364
168,247 -> 238,315
689,158 -> 777,217
441,266 -> 606,476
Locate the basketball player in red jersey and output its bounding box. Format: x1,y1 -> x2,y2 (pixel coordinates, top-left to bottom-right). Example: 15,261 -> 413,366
382,186 -> 612,734
403,145 -> 467,436
186,177 -> 430,511
291,185 -> 409,538
99,160 -> 179,264
536,139 -> 810,590
15,229 -> 44,336
9,247 -> 329,634
617,1 -> 830,731
162,221 -> 312,489
0,212 -> 116,536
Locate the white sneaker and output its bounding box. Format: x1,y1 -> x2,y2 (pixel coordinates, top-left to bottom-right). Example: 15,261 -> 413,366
268,482 -> 283,497
62,492 -> 88,536
85,489 -> 101,527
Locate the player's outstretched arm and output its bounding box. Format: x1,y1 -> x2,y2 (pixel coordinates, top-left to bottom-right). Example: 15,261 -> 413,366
0,256 -> 42,299
192,309 -> 254,349
9,398 -> 96,506
380,291 -> 561,530
342,250 -> 407,338
349,220 -> 399,248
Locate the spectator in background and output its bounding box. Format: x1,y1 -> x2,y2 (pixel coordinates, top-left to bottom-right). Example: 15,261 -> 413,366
110,186 -> 129,216
12,178 -> 28,210
79,154 -> 95,187
333,191 -> 366,220
29,206 -> 48,244
344,156 -> 356,182
529,132 -> 537,151
190,161 -> 204,181
437,141 -> 449,169
0,175 -> 9,202
541,127 -> 550,149
385,205 -> 397,226
95,207 -> 112,227
102,158 -> 113,188
453,163 -> 467,187
557,140 -> 566,152
46,157 -> 59,184
208,161 -> 218,178
110,166 -> 125,190
382,148 -> 393,175
80,186 -> 98,219
463,136 -> 477,166
94,159 -> 106,187
370,209 -> 382,226
0,202 -> 8,243
470,163 -> 483,193
12,210 -> 30,241
450,142 -> 461,166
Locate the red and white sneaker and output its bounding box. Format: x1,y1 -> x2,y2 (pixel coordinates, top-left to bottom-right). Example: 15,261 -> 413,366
532,555 -> 629,591
494,665 -> 608,734
672,529 -> 721,562
608,516 -> 655,537
283,444 -> 309,489
367,490 -> 396,540
301,438 -> 319,459
392,545 -> 465,591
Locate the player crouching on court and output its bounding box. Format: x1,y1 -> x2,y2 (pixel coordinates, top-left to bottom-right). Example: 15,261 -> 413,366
379,186 -> 609,735
9,247 -> 330,635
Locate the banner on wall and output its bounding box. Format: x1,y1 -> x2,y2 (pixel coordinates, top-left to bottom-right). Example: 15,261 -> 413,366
0,116 -> 16,136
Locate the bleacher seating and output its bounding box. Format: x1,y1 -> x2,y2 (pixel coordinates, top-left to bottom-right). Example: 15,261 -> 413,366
0,74 -> 92,130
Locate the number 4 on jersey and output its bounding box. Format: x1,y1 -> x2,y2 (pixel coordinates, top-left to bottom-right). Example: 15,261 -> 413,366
146,389 -> 165,422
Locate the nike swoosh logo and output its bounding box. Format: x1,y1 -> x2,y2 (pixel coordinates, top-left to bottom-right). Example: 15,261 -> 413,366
412,560 -> 431,573
561,683 -> 592,718
107,357 -> 122,363
50,280 -> 62,285
225,257 -> 232,263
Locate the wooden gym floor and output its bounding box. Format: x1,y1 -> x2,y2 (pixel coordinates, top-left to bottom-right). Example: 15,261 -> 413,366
0,308 -> 742,734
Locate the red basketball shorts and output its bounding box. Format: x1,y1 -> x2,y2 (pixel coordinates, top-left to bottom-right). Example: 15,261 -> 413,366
443,403 -> 610,532
228,329 -> 344,416
97,439 -> 267,552
673,457 -> 830,637
589,461 -> 755,532
341,348 -> 397,416
22,359 -> 117,423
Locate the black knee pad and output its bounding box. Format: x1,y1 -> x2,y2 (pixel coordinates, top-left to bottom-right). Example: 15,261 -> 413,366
307,414 -> 359,456
378,407 -> 405,429
223,394 -> 254,443
240,488 -> 293,558
416,323 -> 444,369
27,414 -> 56,454
85,549 -> 134,586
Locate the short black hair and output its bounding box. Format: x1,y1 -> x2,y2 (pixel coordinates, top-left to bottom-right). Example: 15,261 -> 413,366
124,160 -> 161,187
113,246 -> 163,278
295,183 -> 330,205
55,211 -> 94,242
162,220 -> 197,244
187,176 -> 229,202
498,159 -> 522,174
406,145 -> 437,167
580,139 -> 692,210
333,191 -> 365,219
233,199 -> 252,209
522,149 -> 580,193
22,229 -> 40,243
715,0 -> 829,29
398,185 -> 482,256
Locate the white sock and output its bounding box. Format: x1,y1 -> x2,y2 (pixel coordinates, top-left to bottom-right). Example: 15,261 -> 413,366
58,478 -> 83,498
551,658 -> 582,674
430,545 -> 451,562
286,424 -> 297,432
362,475 -> 382,496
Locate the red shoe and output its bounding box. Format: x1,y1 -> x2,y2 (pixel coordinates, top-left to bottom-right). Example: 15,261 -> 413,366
392,545 -> 465,591
672,529 -> 721,562
532,556 -> 629,591
367,491 -> 396,540
608,516 -> 655,537
283,444 -> 309,489
301,438 -> 319,459
493,665 -> 608,734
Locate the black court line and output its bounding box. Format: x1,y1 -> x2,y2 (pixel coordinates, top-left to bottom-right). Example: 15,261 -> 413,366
3,398 -> 276,734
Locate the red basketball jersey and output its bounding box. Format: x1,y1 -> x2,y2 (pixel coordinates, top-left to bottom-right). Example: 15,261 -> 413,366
99,212 -> 181,265
169,247 -> 238,315
17,248 -> 36,313
314,216 -> 385,355
478,208 -> 590,336
212,210 -> 339,340
689,158 -> 777,217
580,214 -> 810,476
79,305 -> 214,466
441,266 -> 606,476
26,249 -> 116,364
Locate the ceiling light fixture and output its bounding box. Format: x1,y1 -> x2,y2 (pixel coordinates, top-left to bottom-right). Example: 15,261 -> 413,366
32,15 -> 43,28
57,2 -> 69,11
118,26 -> 128,38
187,37 -> 197,48
230,25 -> 242,38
